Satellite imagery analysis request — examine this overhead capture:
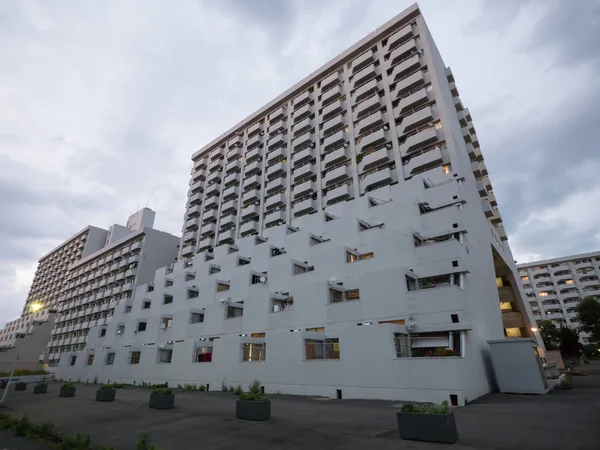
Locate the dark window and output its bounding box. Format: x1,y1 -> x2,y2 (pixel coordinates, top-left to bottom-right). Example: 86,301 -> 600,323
137,322 -> 147,332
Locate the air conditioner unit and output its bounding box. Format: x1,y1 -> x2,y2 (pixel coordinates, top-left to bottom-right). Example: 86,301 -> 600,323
116,330 -> 123,334
343,143 -> 349,148
160,323 -> 167,329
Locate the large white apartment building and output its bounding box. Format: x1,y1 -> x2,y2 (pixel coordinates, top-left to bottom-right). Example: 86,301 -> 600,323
517,251 -> 600,344
56,4 -> 536,406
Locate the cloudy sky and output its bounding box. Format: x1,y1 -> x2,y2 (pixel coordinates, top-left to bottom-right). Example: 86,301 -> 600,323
1,0 -> 598,326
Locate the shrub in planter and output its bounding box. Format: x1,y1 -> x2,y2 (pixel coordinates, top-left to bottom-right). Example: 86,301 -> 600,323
95,384 -> 116,402
236,380 -> 270,421
59,382 -> 76,398
34,381 -> 48,394
14,382 -> 27,391
397,401 -> 458,444
149,388 -> 174,409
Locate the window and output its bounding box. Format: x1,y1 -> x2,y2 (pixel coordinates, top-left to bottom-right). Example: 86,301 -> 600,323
137,321 -> 147,332
142,301 -> 151,309
271,246 -> 285,257
86,353 -> 94,365
160,317 -> 173,329
242,343 -> 266,361
305,338 -> 340,360
129,351 -> 141,364
521,276 -> 529,282
271,296 -> 294,312
329,289 -> 344,303
100,328 -> 107,337
105,352 -> 115,365
125,306 -> 132,313
406,273 -> 463,291
69,355 -> 77,366
251,273 -> 266,284
306,327 -> 325,332
163,295 -> 174,305
442,164 -> 451,174
346,250 -> 374,263
158,348 -> 173,363
116,325 -> 125,335
226,305 -> 243,319
217,282 -> 230,292
210,265 -> 221,275
346,289 -> 360,300
147,285 -> 154,292
194,345 -> 213,362
185,272 -> 196,281
238,257 -> 251,266
190,312 -> 204,324
165,279 -> 174,287
293,263 -> 314,275
187,290 -> 199,299
395,331 -> 462,357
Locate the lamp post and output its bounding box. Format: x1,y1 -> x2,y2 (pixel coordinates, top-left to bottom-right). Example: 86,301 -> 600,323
0,303 -> 42,407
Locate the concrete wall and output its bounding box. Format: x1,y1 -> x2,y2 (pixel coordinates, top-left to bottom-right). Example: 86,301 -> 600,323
0,314 -> 56,372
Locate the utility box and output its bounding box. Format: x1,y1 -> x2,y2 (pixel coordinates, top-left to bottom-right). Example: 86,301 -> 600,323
487,338 -> 549,395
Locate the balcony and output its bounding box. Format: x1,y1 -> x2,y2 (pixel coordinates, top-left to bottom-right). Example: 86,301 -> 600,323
222,186 -> 239,202
292,117 -> 313,137
264,193 -> 286,210
325,184 -> 353,205
226,146 -> 242,161
403,147 -> 443,176
472,161 -> 482,178
269,106 -> 286,122
241,204 -> 260,220
321,71 -> 340,91
387,38 -> 417,69
240,220 -> 259,236
323,165 -> 351,186
294,90 -> 312,108
207,170 -> 222,184
395,88 -> 429,118
266,177 -> 286,194
293,163 -> 316,183
355,110 -> 385,136
264,210 -> 286,227
322,130 -> 347,152
267,146 -> 286,165
292,180 -> 315,199
202,209 -> 218,223
220,214 -> 237,230
467,143 -> 483,161
243,174 -> 261,191
183,230 -> 197,243
266,162 -> 286,179
225,160 -> 242,174
269,119 -> 286,136
323,146 -> 350,168
292,146 -> 314,167
224,172 -> 241,187
397,105 -> 434,137
246,134 -> 263,150
188,192 -> 202,205
197,237 -> 215,252
293,103 -> 312,123
386,23 -> 413,52
208,158 -> 223,173
193,158 -> 207,171
246,147 -> 262,164
482,200 -> 493,218
204,195 -> 218,209
358,147 -> 393,173
245,160 -> 261,176
353,78 -> 380,103
242,189 -> 261,205
267,134 -> 287,151
321,85 -> 343,105
322,99 -> 345,121
362,167 -> 396,192
218,229 -> 236,244
353,95 -> 382,122
205,182 -> 220,197
356,128 -> 389,154
390,54 -> 421,83
399,127 -> 440,157
189,179 -> 204,194
321,115 -> 346,137
185,218 -> 200,230
247,121 -> 263,137
293,198 -> 317,217
352,63 -> 376,88
221,198 -> 238,214
228,135 -> 243,149
352,49 -> 374,73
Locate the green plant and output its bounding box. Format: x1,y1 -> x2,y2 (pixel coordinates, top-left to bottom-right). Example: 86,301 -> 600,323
14,416 -> 30,436
239,379 -> 268,402
576,296 -> 600,342
198,385 -> 206,391
136,432 -> 156,450
559,325 -> 580,357
62,382 -> 75,388
539,320 -> 560,350
228,385 -> 234,392
399,400 -> 450,414
177,383 -> 183,390
221,378 -> 228,392
37,379 -> 48,386
233,385 -> 243,395
182,383 -> 197,392
152,387 -> 172,395
100,384 -> 115,391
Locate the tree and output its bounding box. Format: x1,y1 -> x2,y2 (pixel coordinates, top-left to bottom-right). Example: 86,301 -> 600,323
538,320 -> 560,350
558,325 -> 580,357
575,296 -> 600,342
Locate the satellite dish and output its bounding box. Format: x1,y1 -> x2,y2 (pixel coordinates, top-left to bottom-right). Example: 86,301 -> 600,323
259,276 -> 267,283
159,343 -> 165,349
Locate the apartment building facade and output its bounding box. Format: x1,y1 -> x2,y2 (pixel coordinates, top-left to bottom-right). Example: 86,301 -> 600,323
517,251 -> 600,344
56,4 -> 536,405
44,209 -> 180,366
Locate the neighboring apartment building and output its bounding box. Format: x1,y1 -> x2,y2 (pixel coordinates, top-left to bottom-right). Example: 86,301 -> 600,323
517,251 -> 600,344
0,226 -> 108,350
56,4 -> 536,406
45,209 -> 180,366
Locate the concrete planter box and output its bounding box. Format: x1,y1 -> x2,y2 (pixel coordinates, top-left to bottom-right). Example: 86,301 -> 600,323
149,393 -> 174,409
33,384 -> 48,394
236,400 -> 271,421
396,411 -> 458,444
59,386 -> 76,397
15,382 -> 27,391
95,388 -> 116,402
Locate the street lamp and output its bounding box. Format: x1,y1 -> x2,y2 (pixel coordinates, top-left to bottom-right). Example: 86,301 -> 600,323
0,303 -> 43,407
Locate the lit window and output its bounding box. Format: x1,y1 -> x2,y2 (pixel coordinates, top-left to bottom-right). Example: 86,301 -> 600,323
86,354 -> 94,365
194,345 -> 213,362
442,164 -> 451,174
538,292 -> 548,297
521,276 -> 529,282
565,280 -> 574,285
434,121 -> 442,130
128,351 -> 141,364
217,282 -> 229,292
305,338 -> 340,360
242,343 -> 266,362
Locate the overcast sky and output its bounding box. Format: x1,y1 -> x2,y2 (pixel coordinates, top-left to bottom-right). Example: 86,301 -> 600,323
1,0 -> 598,326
